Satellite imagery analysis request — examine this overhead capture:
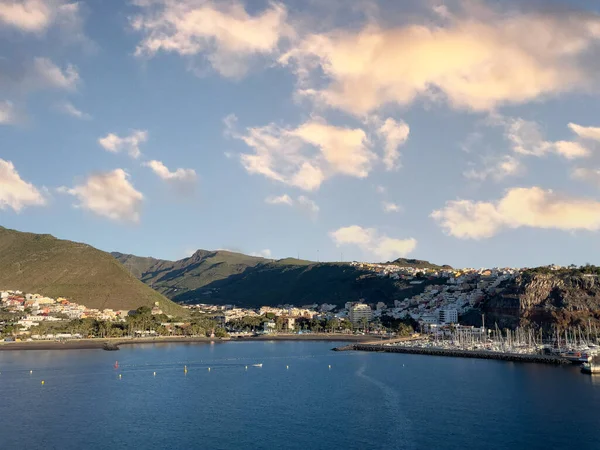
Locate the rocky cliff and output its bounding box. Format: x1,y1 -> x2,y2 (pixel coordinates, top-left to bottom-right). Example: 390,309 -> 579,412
473,271 -> 600,330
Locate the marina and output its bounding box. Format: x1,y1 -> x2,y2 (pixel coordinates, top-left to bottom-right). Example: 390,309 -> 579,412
335,325 -> 600,370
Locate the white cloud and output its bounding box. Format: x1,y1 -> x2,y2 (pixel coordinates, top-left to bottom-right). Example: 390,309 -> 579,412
0,57 -> 80,93
265,194 -> 319,219
431,187 -> 600,239
572,167 -> 600,187
233,117 -> 375,191
265,194 -> 293,205
382,201 -> 402,213
376,118 -> 410,170
62,169 -> 143,223
31,57 -> 79,90
0,100 -> 16,124
143,160 -> 197,184
280,3 -> 600,114
98,130 -> 147,159
55,101 -> 90,120
505,118 -> 592,160
0,0 -> 83,34
251,249 -> 272,258
330,225 -> 417,261
463,154 -> 523,181
0,158 -> 46,212
131,0 -> 292,78
568,123 -> 600,142
297,195 -> 319,219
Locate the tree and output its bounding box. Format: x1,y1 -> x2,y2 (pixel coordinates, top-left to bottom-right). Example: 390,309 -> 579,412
214,328 -> 228,338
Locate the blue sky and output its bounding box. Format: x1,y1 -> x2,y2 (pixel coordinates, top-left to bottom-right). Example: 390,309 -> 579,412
2,0 -> 600,268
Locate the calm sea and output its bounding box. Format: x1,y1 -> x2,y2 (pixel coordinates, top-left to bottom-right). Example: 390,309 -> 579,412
0,341 -> 599,450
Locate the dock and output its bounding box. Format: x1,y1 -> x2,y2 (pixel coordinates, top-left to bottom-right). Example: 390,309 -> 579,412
334,343 -> 571,365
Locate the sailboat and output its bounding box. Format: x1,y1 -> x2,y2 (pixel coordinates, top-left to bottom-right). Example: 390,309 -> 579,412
252,363 -> 263,367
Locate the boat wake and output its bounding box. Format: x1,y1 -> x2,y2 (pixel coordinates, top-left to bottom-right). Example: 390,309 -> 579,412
355,363 -> 415,449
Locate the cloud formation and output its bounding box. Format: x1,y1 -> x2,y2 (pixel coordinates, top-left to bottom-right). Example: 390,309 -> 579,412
0,100 -> 15,124
265,194 -> 293,205
233,117 -> 375,191
63,169 -> 143,223
330,225 -> 417,261
251,249 -> 272,258
569,123 -> 600,142
464,154 -> 522,181
506,118 -> 592,160
265,193 -> 319,219
98,130 -> 147,159
55,100 -> 90,119
376,117 -> 410,170
382,201 -> 402,213
296,195 -> 319,219
572,167 -> 600,187
0,0 -> 82,33
131,0 -> 291,77
0,158 -> 46,212
281,3 -> 600,114
0,57 -> 79,93
431,187 -> 600,239
143,160 -> 197,184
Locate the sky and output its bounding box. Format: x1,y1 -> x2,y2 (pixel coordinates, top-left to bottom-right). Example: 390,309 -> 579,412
2,0 -> 600,268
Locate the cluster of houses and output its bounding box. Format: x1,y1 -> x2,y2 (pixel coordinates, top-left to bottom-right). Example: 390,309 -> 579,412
1,262 -> 550,339
0,290 -> 165,335
186,264 -> 527,333
349,263 -> 523,326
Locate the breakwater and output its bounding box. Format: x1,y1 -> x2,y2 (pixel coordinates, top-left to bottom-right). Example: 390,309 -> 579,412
334,343 -> 571,365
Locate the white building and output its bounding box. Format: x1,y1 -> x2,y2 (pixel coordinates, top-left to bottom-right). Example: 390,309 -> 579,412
438,309 -> 458,324
349,303 -> 372,325
263,320 -> 276,333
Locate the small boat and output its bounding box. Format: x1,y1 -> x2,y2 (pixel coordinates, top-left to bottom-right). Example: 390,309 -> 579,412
252,364 -> 263,367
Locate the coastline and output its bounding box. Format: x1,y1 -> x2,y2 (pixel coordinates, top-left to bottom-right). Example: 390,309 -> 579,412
0,333 -> 376,351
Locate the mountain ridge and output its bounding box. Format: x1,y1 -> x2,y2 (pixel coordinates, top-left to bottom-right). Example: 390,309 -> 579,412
112,250 -> 446,307
0,226 -> 184,315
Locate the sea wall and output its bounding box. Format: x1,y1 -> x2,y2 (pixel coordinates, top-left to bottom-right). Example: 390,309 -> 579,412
336,343 -> 570,365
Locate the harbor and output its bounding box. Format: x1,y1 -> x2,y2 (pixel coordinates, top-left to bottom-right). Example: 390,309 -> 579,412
334,325 -> 600,368
335,342 -> 571,365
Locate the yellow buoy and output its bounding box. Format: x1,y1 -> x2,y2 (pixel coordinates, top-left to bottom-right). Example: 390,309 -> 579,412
30,370 -> 33,374
153,372 -> 156,376
208,367 -> 211,371
41,380 -> 45,385
245,366 -> 248,370
119,374 -> 122,379
328,365 -> 331,369
286,365 -> 289,369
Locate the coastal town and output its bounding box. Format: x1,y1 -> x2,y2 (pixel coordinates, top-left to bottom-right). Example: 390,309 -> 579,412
0,261 -> 564,341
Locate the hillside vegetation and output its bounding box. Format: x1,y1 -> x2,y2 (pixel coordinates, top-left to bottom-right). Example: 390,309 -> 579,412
114,250 -> 444,308
0,227 -> 183,315
112,249 -> 276,298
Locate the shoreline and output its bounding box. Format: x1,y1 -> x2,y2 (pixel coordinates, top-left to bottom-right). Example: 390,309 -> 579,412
0,333 -> 376,351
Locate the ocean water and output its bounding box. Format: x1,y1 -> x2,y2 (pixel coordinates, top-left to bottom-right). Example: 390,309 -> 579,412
1,341 -> 599,450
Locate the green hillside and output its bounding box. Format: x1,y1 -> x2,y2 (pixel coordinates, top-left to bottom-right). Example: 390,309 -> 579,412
113,249 -> 447,308
112,249 -> 273,298
172,261 -> 439,307
0,227 -> 184,316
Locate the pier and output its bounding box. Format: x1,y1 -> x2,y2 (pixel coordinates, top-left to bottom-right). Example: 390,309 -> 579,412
334,343 -> 571,365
